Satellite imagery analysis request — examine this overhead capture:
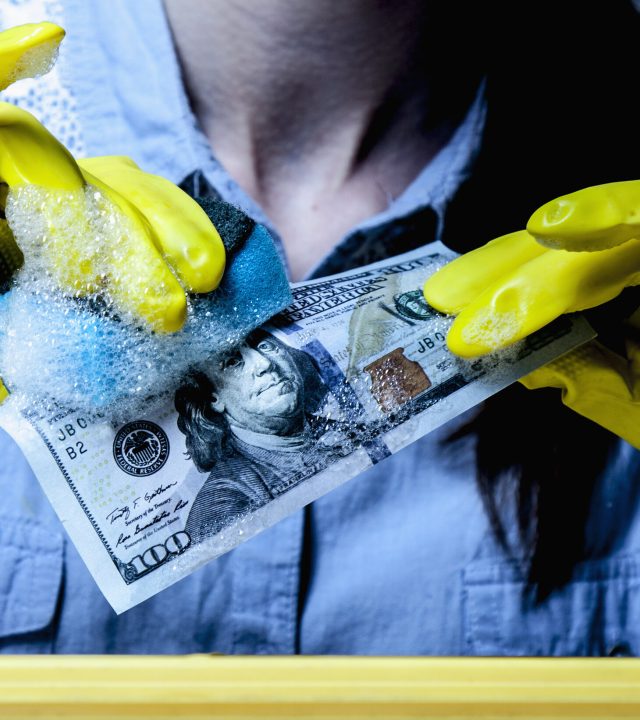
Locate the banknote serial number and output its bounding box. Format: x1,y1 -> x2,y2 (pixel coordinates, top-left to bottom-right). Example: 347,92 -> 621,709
56,416 -> 89,461
416,332 -> 446,352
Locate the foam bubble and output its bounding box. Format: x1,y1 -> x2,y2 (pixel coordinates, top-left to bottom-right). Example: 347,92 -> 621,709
0,184 -> 268,418
5,39 -> 60,86
460,306 -> 522,352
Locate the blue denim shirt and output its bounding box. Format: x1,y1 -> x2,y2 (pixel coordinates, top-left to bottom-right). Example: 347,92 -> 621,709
1,0 -> 640,655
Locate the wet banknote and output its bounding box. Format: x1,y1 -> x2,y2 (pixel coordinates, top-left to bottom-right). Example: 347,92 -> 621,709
0,242 -> 595,612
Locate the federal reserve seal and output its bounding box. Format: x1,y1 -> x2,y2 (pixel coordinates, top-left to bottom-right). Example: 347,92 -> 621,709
113,420 -> 170,477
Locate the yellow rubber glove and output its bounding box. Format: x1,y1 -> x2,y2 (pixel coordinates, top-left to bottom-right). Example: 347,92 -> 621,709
0,21 -> 64,91
0,21 -> 226,333
78,156 -> 225,296
0,103 -> 226,332
423,181 -> 640,448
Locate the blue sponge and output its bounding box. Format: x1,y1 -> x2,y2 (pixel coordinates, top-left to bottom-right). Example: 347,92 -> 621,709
0,206 -> 292,412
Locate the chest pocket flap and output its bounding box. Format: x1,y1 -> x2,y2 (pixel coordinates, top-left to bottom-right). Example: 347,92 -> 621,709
464,554 -> 640,656
0,515 -> 63,638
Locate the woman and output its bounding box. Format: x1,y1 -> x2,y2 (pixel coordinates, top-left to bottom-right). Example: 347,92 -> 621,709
0,0 -> 639,655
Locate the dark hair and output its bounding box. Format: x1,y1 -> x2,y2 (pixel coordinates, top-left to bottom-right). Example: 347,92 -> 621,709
449,386 -> 617,600
438,1 -> 640,598
175,330 -> 329,472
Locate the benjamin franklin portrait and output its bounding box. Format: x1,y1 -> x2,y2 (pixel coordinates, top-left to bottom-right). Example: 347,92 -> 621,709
175,330 -> 356,542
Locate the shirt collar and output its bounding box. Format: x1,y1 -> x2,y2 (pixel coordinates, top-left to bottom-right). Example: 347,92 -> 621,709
343,80 -> 487,239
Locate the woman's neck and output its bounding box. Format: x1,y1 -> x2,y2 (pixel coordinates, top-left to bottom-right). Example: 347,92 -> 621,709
164,0 -> 474,278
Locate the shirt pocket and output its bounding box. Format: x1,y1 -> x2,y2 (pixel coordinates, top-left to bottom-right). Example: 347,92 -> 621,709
463,554 -> 640,656
0,515 -> 64,653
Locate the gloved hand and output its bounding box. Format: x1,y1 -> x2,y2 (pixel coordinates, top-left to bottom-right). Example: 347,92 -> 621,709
0,21 -> 226,332
423,181 -> 640,449
0,104 -> 226,332
0,23 -> 226,401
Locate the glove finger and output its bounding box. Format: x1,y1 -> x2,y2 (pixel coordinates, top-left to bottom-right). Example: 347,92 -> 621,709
423,229 -> 546,314
0,102 -> 85,190
446,237 -> 640,357
528,180 -> 640,252
521,341 -> 640,449
0,22 -> 64,91
80,168 -> 188,333
110,242 -> 188,333
0,108 -> 187,332
79,157 -> 226,294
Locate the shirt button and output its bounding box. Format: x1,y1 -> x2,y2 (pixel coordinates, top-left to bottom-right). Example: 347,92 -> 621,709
608,642 -> 633,657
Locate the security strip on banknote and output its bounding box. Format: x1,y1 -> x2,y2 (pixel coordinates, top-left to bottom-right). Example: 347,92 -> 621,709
0,242 -> 595,612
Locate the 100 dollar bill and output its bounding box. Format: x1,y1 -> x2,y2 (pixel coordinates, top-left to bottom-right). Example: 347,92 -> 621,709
0,243 -> 594,612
